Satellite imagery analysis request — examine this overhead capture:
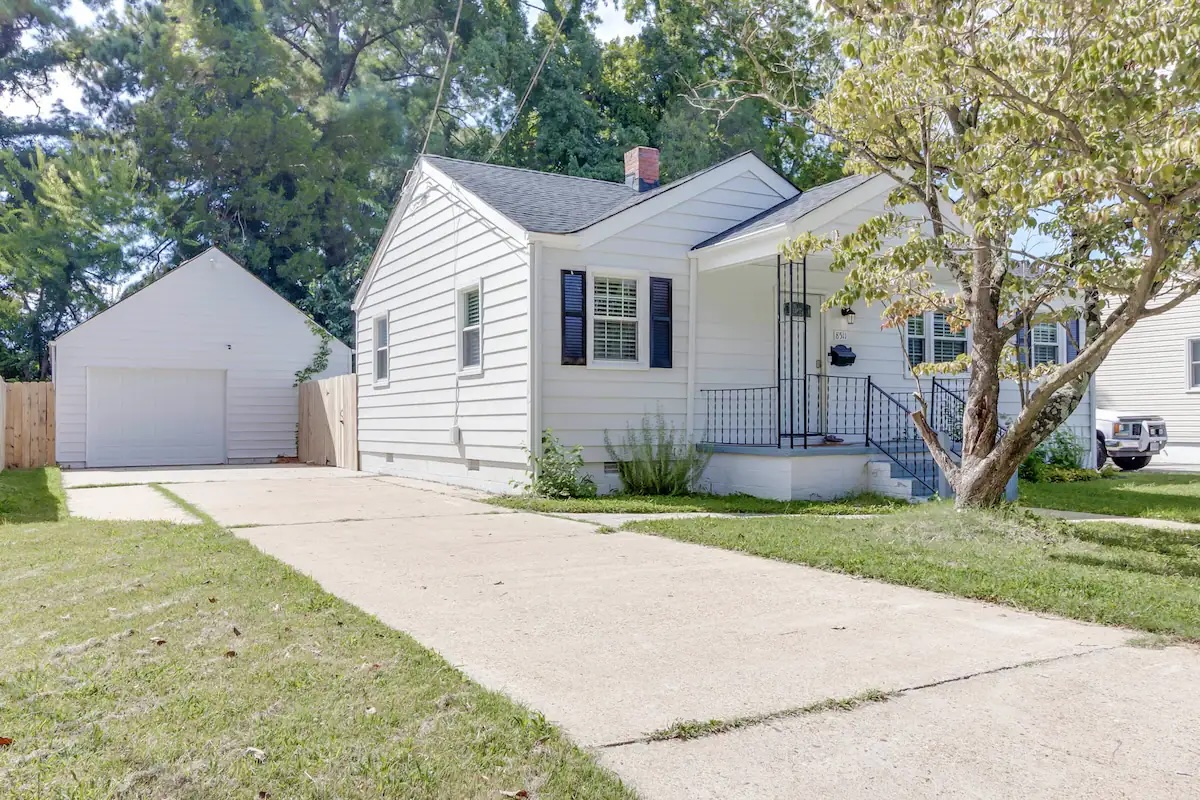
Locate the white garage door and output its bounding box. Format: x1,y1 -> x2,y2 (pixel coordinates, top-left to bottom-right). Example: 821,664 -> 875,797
87,368 -> 226,467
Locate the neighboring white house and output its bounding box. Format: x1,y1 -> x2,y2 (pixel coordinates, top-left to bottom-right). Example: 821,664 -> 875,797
352,148 -> 1094,499
1095,290 -> 1200,464
52,247 -> 351,469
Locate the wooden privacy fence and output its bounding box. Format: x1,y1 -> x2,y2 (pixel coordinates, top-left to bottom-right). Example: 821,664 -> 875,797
298,374 -> 358,470
3,382 -> 56,469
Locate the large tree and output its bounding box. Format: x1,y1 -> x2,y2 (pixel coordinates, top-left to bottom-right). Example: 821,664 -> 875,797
729,0 -> 1200,506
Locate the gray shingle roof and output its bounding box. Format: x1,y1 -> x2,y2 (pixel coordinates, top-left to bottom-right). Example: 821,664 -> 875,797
422,155 -> 636,234
421,151 -> 772,234
692,173 -> 876,250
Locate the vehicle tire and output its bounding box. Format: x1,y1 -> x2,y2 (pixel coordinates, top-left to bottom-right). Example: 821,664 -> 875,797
1095,433 -> 1108,469
1112,455 -> 1151,471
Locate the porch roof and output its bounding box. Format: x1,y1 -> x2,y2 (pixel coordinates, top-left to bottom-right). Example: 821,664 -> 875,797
692,173 -> 875,250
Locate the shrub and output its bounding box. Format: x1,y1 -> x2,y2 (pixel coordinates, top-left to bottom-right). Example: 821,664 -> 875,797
603,413 -> 711,496
1044,428 -> 1087,468
525,430 -> 597,499
1018,448 -> 1046,482
1041,465 -> 1102,483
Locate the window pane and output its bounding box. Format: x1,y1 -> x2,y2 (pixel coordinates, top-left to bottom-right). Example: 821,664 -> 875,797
375,347 -> 387,380
463,288 -> 480,327
932,313 -> 965,339
1033,344 -> 1059,365
906,316 -> 924,337
594,319 -> 638,361
462,328 -> 481,368
594,277 -> 637,318
375,317 -> 388,347
1192,361 -> 1200,388
1191,339 -> 1200,363
907,337 -> 925,367
933,338 -> 967,362
1032,323 -> 1057,344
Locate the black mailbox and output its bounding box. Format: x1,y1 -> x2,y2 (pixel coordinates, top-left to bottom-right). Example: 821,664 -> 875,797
828,344 -> 857,367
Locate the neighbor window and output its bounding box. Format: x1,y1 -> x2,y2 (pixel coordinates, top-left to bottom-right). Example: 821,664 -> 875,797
931,312 -> 968,363
373,315 -> 389,383
592,276 -> 639,362
459,284 -> 482,372
1031,323 -> 1060,366
1189,338 -> 1200,389
905,317 -> 926,368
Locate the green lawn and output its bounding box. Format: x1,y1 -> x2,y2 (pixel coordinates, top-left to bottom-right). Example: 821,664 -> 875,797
626,505 -> 1200,640
0,469 -> 633,800
485,491 -> 907,515
1021,472 -> 1200,524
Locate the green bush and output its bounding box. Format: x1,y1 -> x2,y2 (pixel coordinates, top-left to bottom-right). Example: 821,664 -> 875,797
1018,450 -> 1046,482
1041,465 -> 1102,483
603,413 -> 712,496
524,430 -> 597,499
1044,428 -> 1087,468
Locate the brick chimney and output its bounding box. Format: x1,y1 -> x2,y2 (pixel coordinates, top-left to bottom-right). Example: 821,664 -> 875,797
624,146 -> 660,192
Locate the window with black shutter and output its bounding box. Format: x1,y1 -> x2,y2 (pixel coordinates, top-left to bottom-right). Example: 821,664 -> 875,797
561,270 -> 586,365
649,277 -> 672,368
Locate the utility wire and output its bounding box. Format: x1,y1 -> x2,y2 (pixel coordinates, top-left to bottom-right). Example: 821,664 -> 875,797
421,0 -> 466,155
484,1 -> 572,164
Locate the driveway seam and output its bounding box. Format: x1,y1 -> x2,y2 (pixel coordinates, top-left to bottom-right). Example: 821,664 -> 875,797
226,510 -> 517,528
594,644 -> 1126,750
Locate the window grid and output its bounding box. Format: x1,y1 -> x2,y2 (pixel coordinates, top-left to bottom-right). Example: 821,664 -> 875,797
906,317 -> 926,368
461,287 -> 481,370
931,312 -> 967,363
373,315 -> 388,383
593,277 -> 638,362
1032,323 -> 1059,366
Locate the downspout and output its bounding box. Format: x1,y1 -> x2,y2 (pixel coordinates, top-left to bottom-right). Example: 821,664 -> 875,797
685,255 -> 699,441
527,240 -> 543,478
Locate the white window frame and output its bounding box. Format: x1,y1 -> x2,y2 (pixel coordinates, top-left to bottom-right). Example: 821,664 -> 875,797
1030,322 -> 1062,367
372,314 -> 390,386
904,312 -> 970,374
1187,337 -> 1200,391
905,316 -> 926,370
456,279 -> 483,377
586,269 -> 649,370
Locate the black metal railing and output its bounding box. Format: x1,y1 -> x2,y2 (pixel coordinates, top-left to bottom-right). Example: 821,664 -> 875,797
866,380 -> 937,495
700,374 -> 871,448
930,376 -> 967,456
700,386 -> 778,446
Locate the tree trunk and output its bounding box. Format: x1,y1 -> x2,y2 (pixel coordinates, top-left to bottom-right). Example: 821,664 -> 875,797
952,454 -> 1016,508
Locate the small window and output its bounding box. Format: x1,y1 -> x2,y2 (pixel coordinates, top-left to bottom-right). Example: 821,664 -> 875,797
931,313 -> 967,363
1189,338 -> 1200,389
906,317 -> 926,368
373,315 -> 389,383
459,285 -> 482,372
593,276 -> 638,362
1031,323 -> 1060,366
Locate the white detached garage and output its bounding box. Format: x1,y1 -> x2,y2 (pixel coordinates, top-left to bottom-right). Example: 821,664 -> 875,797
51,247 -> 351,469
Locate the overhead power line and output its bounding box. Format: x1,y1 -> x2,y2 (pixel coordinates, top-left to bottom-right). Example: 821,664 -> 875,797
421,0 -> 466,155
484,1 -> 572,164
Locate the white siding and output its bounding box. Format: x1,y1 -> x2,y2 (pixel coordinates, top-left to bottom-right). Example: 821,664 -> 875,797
538,169 -> 790,490
53,249 -> 351,468
1096,291 -> 1200,444
355,174 -> 530,492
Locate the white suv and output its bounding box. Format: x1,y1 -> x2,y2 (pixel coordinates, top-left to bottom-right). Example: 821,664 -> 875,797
1095,409 -> 1168,470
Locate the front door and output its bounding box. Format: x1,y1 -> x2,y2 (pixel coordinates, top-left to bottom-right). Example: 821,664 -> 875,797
779,291 -> 825,440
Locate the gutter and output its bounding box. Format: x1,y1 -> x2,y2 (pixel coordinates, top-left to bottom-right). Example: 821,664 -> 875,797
685,254 -> 699,440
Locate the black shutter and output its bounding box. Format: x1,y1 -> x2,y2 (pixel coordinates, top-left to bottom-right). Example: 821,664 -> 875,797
1064,318 -> 1080,362
561,270 -> 586,366
650,277 -> 672,368
1016,325 -> 1030,367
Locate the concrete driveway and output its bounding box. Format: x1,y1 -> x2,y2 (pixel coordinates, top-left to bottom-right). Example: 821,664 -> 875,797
63,465 -> 1200,798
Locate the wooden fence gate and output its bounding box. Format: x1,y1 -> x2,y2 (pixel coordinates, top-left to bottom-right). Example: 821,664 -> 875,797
298,374 -> 358,469
3,382 -> 56,469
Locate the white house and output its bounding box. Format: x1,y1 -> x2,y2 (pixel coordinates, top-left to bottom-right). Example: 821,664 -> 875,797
352,148 -> 1094,500
1095,290 -> 1200,465
52,247 -> 351,469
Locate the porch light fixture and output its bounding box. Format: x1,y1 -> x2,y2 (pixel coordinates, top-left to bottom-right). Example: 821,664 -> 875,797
841,307 -> 856,325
